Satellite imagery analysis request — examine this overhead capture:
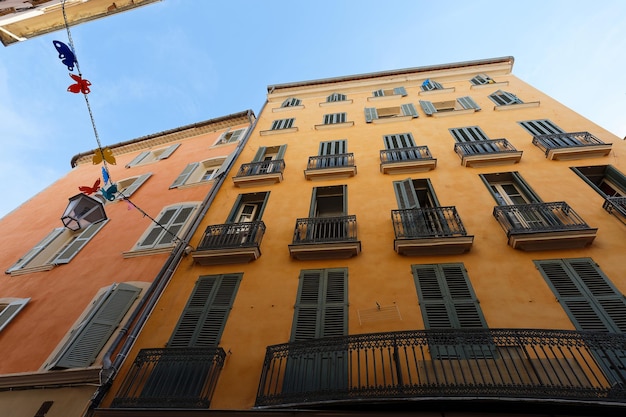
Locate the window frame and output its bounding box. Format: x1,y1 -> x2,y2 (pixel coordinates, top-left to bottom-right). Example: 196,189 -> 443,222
226,192 -> 270,223
364,103 -> 418,123
0,298 -> 30,332
129,203 -> 198,253
420,97 -> 480,116
169,157 -> 227,189
125,144 -> 180,168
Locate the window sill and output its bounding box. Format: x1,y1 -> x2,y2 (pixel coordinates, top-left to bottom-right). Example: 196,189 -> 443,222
370,115 -> 413,124
367,95 -> 404,102
171,179 -> 215,190
470,81 -> 509,90
8,264 -> 55,277
259,127 -> 298,136
272,105 -> 304,113
418,87 -> 455,96
493,101 -> 540,111
319,99 -> 353,107
314,121 -> 355,130
210,141 -> 240,149
430,108 -> 476,118
122,246 -> 175,258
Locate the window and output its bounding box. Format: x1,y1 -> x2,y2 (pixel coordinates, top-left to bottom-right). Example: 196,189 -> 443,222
125,144 -> 180,168
47,283 -> 141,369
383,133 -> 417,152
132,203 -> 198,251
364,103 -> 418,123
571,165 -> 626,198
281,98 -> 301,108
419,97 -> 480,115
489,90 -> 523,106
310,185 -> 347,217
327,93 -> 347,102
170,157 -> 227,188
372,86 -> 407,98
216,127 -> 248,145
518,119 -> 564,136
115,173 -> 152,199
421,79 -> 444,91
323,112 -> 347,125
449,126 -> 502,153
7,220 -> 108,275
0,298 -> 29,332
470,74 -> 495,85
226,192 -> 270,223
270,118 -> 295,130
480,172 -> 541,206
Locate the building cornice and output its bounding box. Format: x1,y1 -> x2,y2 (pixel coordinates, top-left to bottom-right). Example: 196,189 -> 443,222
0,367 -> 101,391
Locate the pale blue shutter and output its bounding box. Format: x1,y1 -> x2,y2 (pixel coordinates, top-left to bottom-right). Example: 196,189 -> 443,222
276,144 -> 288,160
393,87 -> 407,96
458,96 -> 481,111
157,144 -> 180,160
119,173 -> 152,197
364,107 -> 378,123
393,178 -> 420,209
7,228 -> 64,272
372,89 -> 384,97
125,151 -> 150,168
251,147 -> 267,163
401,103 -> 418,118
228,128 -> 247,143
53,220 -> 108,264
169,164 -> 198,189
419,100 -> 437,115
518,120 -> 565,136
0,298 -> 30,332
489,90 -> 521,106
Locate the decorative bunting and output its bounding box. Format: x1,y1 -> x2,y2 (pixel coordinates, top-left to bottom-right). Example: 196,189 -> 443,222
67,73 -> 91,94
101,166 -> 110,184
92,147 -> 116,165
78,178 -> 101,195
101,183 -> 118,201
52,40 -> 76,71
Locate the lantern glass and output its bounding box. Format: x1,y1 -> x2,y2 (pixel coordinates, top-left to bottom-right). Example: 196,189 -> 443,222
61,194 -> 107,231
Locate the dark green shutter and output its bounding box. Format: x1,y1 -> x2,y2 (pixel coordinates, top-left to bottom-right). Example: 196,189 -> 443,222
169,274 -> 241,347
449,126 -> 489,142
54,283 -> 140,368
170,163 -> 199,188
276,144 -> 287,160
393,178 -> 419,209
518,119 -> 565,136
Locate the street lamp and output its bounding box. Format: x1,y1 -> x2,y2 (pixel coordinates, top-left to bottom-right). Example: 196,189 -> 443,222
61,193 -> 107,231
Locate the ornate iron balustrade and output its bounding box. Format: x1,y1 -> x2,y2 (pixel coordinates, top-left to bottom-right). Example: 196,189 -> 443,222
603,196 -> 626,222
235,159 -> 285,177
197,221 -> 266,250
112,347 -> 226,409
391,207 -> 468,239
255,329 -> 626,407
532,131 -> 606,154
380,146 -> 433,163
454,138 -> 518,156
492,202 -> 591,235
306,153 -> 354,170
292,215 -> 357,244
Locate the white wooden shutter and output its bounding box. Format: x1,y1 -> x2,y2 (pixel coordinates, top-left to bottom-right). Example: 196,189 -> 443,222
401,103 -> 418,118
169,163 -> 199,189
119,173 -> 152,197
53,220 -> 108,265
0,298 -> 30,332
419,100 -> 437,115
458,96 -> 481,111
126,151 -> 150,168
364,107 -> 378,123
7,228 -> 64,272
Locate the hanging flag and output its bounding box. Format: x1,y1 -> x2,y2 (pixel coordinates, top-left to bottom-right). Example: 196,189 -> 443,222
93,148 -> 116,165
67,73 -> 91,94
78,178 -> 101,195
101,183 -> 118,201
53,40 -> 77,72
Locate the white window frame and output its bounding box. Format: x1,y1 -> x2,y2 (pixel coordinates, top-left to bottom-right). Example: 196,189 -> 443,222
214,127 -> 248,146
169,157 -> 227,189
0,298 -> 30,332
125,144 -> 180,168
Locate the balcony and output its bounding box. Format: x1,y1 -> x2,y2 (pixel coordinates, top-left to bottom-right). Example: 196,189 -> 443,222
288,215 -> 361,260
256,329 -> 626,410
191,221 -> 265,265
232,160 -> 285,188
111,347 -> 225,409
493,202 -> 597,250
454,139 -> 522,167
379,146 -> 437,174
532,131 -> 612,160
392,207 -> 473,256
603,196 -> 626,225
304,153 -> 356,181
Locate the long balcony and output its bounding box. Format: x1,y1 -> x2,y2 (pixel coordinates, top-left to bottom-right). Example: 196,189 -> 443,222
256,329 -> 626,410
288,215 -> 361,260
392,207 -> 473,256
379,146 -> 437,174
232,159 -> 286,187
304,153 -> 356,180
191,221 -> 265,265
493,202 -> 597,250
111,347 -> 225,409
603,196 -> 626,225
532,131 -> 612,160
454,138 -> 522,167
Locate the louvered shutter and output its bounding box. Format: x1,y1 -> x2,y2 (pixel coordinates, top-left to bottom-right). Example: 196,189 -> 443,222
214,150 -> 238,178
53,283 -> 140,368
170,163 -> 199,189
53,220 -> 108,264
156,205 -> 195,246
0,298 -> 30,332
372,89 -> 384,97
490,90 -> 521,106
251,147 -> 267,163
393,178 -> 420,209
119,173 -> 152,197
519,119 -> 565,136
137,204 -> 195,248
157,144 -> 180,160
276,144 -> 288,160
422,80 -> 443,91
364,107 -> 378,123
169,274 -> 241,347
126,151 -> 150,168
321,269 -> 348,338
7,228 -> 64,272
605,166 -> 626,192
393,86 -> 407,96
292,270 -> 322,341
413,265 -> 453,328
458,96 -> 481,111
419,100 -> 437,115
401,103 -> 418,118
449,126 -> 489,142
384,133 -> 415,149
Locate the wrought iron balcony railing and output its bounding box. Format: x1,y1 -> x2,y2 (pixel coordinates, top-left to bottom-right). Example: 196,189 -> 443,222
392,207 -> 468,239
256,329 -> 626,407
112,347 -> 226,409
380,146 -> 433,163
454,138 -> 518,156
197,221 -> 266,250
292,215 -> 357,244
306,153 -> 354,170
234,159 -> 285,177
532,131 -> 608,154
603,196 -> 626,223
492,202 -> 591,235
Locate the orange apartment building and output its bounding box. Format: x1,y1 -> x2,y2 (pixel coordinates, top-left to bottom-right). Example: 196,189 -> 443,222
0,110 -> 255,417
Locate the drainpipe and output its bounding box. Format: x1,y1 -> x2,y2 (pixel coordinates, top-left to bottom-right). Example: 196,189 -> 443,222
85,109 -> 259,415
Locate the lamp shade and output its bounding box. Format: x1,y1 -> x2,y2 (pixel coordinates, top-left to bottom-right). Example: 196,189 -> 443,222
61,193 -> 107,231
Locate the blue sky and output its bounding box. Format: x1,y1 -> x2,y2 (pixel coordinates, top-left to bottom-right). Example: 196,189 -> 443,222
1,0 -> 625,218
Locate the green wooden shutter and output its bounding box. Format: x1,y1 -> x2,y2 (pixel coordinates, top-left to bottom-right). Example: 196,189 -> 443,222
53,220 -> 108,264
158,144 -> 180,160
412,265 -> 453,328
419,100 -> 437,115
384,133 -> 415,149
138,204 -> 195,248
401,103 -> 418,118
119,173 -> 152,197
276,144 -> 287,160
536,258 -> 626,332
0,298 -> 29,332
393,178 -> 420,209
7,228 -> 64,272
605,166 -> 626,192
393,86 -> 407,96
169,274 -> 241,347
292,270 -> 322,341
458,96 -> 481,111
126,151 -> 150,168
251,147 -> 267,163
449,126 -> 489,142
53,283 -> 140,368
364,107 -> 378,123
170,163 -> 199,188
